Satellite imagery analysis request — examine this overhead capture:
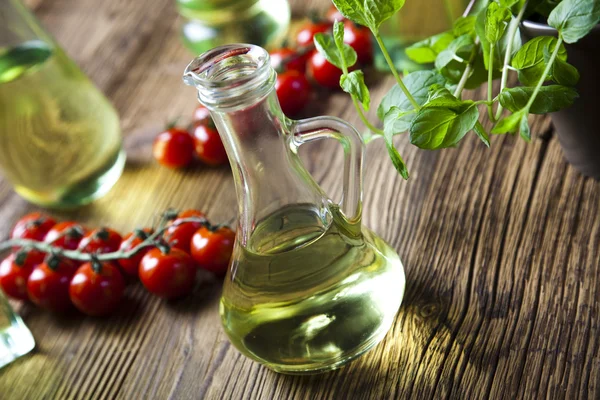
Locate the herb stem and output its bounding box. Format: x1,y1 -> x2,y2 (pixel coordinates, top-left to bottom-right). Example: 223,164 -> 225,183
373,32 -> 421,110
454,38 -> 480,99
443,0 -> 456,25
352,97 -> 384,135
487,43 -> 496,122
495,0 -> 528,120
525,36 -> 563,111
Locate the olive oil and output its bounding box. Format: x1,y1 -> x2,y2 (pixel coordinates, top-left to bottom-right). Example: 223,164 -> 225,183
220,205 -> 405,374
0,41 -> 124,208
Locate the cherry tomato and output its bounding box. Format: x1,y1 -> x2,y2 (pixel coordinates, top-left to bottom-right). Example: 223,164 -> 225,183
164,210 -> 206,253
275,71 -> 312,116
78,228 -> 122,254
0,250 -> 44,301
326,5 -> 346,23
296,22 -> 331,47
308,51 -> 343,89
190,226 -> 235,276
270,48 -> 308,73
11,212 -> 56,241
27,256 -> 77,312
192,104 -> 211,125
344,21 -> 373,65
69,261 -> 125,316
153,128 -> 195,169
44,222 -> 86,250
118,228 -> 154,277
192,123 -> 228,166
139,248 -> 196,299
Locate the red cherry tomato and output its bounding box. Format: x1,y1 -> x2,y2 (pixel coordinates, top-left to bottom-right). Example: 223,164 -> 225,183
270,48 -> 308,73
139,248 -> 196,299
69,261 -> 125,316
326,5 -> 346,23
192,123 -> 228,166
192,104 -> 212,125
164,210 -> 206,253
190,226 -> 235,276
344,21 -> 373,65
11,212 -> 56,241
78,228 -> 122,254
308,51 -> 343,88
118,228 -> 154,277
27,256 -> 77,312
44,222 -> 86,250
275,71 -> 312,116
296,22 -> 331,47
0,250 -> 44,301
153,128 -> 195,169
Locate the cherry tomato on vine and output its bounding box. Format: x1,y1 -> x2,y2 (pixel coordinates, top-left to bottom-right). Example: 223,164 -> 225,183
153,128 -> 195,169
0,250 -> 44,301
165,210 -> 206,253
44,222 -> 86,250
192,104 -> 211,125
344,21 -> 373,65
190,226 -> 235,276
78,228 -> 122,254
296,21 -> 331,47
118,228 -> 154,277
270,48 -> 308,73
192,123 -> 228,166
27,256 -> 77,312
276,71 -> 312,116
69,261 -> 125,316
326,5 -> 345,23
308,51 -> 343,88
11,212 -> 56,241
139,248 -> 196,299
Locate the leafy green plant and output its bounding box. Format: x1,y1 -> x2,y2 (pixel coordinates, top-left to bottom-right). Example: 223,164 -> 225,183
315,0 -> 600,179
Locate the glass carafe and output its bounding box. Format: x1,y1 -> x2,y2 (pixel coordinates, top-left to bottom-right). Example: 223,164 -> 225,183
0,0 -> 125,208
183,44 -> 405,374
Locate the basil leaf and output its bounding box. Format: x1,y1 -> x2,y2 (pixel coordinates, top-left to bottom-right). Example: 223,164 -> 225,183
511,36 -> 567,85
520,114 -> 531,141
383,107 -> 415,135
313,33 -> 357,70
548,0 -> 600,44
409,103 -> 479,149
435,34 -> 474,70
423,85 -> 463,108
474,121 -> 490,147
499,0 -> 520,7
384,133 -> 409,180
333,20 -> 345,51
405,32 -> 455,64
453,15 -> 477,37
340,70 -> 370,110
491,110 -> 525,134
498,85 -> 579,114
377,70 -> 446,119
543,44 -> 580,86
331,0 -> 405,31
485,2 -> 511,44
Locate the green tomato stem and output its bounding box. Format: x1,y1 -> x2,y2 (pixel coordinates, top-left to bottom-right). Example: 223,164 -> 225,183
495,0 -> 528,120
525,36 -> 563,111
373,32 -> 421,111
487,43 -> 496,122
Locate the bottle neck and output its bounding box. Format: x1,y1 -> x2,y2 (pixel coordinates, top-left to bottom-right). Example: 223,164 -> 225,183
210,89 -> 328,247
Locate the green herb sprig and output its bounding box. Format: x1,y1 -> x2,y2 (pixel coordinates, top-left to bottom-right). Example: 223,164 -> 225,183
315,0 -> 600,179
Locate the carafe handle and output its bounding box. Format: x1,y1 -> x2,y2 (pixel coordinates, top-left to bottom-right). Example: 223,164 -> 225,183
292,116 -> 364,223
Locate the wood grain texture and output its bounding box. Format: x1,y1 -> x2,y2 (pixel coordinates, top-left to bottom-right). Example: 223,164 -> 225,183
1,0 -> 599,399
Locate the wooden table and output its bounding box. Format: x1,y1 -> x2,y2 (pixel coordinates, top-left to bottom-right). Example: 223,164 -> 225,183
1,0 -> 599,398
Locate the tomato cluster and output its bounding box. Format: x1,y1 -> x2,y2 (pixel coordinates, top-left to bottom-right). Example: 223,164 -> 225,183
152,108 -> 228,169
0,211 -> 235,316
271,7 -> 374,116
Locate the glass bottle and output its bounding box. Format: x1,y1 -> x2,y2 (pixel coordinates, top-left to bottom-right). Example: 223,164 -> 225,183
0,0 -> 125,208
0,289 -> 35,368
177,0 -> 290,54
184,44 -> 405,374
